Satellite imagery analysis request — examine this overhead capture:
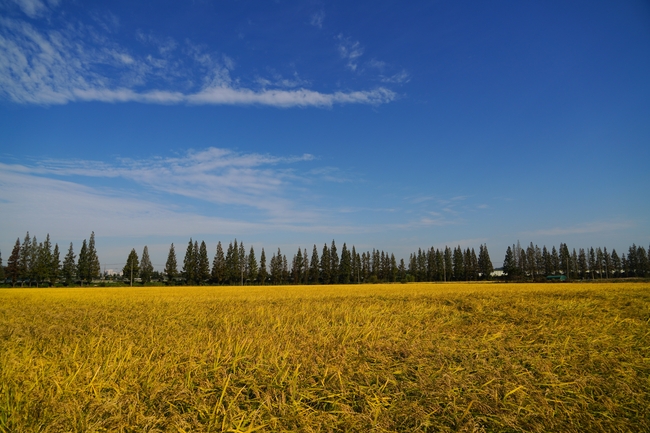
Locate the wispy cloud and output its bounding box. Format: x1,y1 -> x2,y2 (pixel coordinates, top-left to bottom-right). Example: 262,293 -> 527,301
337,35 -> 364,71
521,221 -> 635,237
0,13 -> 396,107
20,148 -> 320,219
310,10 -> 325,29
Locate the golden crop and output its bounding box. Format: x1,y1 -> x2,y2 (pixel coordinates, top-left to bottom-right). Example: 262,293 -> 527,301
1,282 -> 648,432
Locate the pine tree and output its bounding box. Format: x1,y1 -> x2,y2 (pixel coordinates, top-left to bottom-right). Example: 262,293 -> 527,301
578,248 -> 588,279
0,252 -> 4,283
330,240 -> 339,283
197,241 -> 210,285
77,239 -> 89,286
211,241 -> 225,284
339,243 -> 351,284
611,249 -> 621,277
238,241 -> 246,285
309,245 -> 319,284
478,244 -> 494,279
292,248 -> 303,284
164,243 -> 178,285
302,248 -> 309,285
140,246 -> 154,284
390,254 -> 398,282
183,239 -> 195,285
247,246 -> 258,284
588,247 -> 596,279
7,239 -> 21,287
19,232 -> 31,286
51,243 -> 60,286
551,246 -> 560,275
88,232 -> 100,282
503,246 -> 515,278
452,246 -> 464,281
320,243 -> 331,284
62,243 -> 76,286
123,249 -> 140,286
259,248 -> 267,284
398,258 -> 406,282
443,247 -> 453,282
193,240 -> 200,283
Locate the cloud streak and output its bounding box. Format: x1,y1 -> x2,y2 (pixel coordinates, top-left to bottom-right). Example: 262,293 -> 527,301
0,15 -> 396,107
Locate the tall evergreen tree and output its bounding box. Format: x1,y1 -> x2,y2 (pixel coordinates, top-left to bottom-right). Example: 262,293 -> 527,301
452,246 -> 464,281
320,243 -> 331,284
183,238 -> 196,285
259,248 -> 267,284
88,232 -> 100,282
247,246 -> 258,284
302,248 -> 309,285
309,245 -> 320,284
77,239 -> 89,286
611,249 -> 621,277
578,248 -> 588,279
443,246 -> 453,282
238,242 -> 246,285
330,240 -> 339,283
7,239 -> 21,287
62,242 -> 76,286
292,248 -> 303,284
0,251 -> 4,283
123,248 -> 140,286
140,246 -> 154,284
197,241 -> 210,285
211,241 -> 226,284
19,232 -> 31,286
339,243 -> 351,284
51,243 -> 60,286
503,246 -> 516,278
588,247 -> 596,279
478,244 -> 494,279
164,243 -> 178,284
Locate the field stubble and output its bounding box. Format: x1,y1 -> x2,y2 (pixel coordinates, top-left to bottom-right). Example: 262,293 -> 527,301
0,282 -> 649,432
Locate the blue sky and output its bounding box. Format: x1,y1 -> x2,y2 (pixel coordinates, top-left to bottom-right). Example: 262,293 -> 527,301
1,0 -> 649,271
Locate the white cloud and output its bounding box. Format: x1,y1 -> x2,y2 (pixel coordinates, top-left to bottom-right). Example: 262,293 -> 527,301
9,0 -> 49,18
0,15 -> 396,107
22,148 -> 321,219
521,221 -> 634,237
337,35 -> 364,71
380,69 -> 410,84
310,10 -> 325,29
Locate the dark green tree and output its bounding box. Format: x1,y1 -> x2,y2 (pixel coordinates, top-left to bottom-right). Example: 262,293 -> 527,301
309,245 -> 320,284
339,243 -> 351,284
247,246 -> 258,284
164,243 -> 178,284
51,243 -> 60,286
77,239 -> 89,286
19,232 -> 31,286
140,246 -> 154,284
0,251 -> 4,283
197,241 -> 210,285
330,240 -> 339,283
320,243 -> 331,284
259,248 -> 267,284
62,243 -> 76,286
211,241 -> 225,284
183,238 -> 196,285
88,232 -> 101,282
292,248 -> 303,284
7,239 -> 21,287
123,248 -> 140,286
478,244 -> 494,279
503,246 -> 515,279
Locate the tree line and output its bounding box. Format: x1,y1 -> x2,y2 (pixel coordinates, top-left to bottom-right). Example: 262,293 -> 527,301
2,232 -> 100,287
1,232 -> 648,287
503,241 -> 649,280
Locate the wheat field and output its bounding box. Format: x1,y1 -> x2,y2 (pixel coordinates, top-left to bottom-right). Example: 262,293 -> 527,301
1,282 -> 648,432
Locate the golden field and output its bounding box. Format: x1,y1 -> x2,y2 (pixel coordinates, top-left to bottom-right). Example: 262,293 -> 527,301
1,282 -> 649,432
